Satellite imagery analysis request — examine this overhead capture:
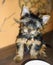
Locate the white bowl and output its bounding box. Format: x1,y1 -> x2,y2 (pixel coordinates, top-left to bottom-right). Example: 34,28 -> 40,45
24,60 -> 50,65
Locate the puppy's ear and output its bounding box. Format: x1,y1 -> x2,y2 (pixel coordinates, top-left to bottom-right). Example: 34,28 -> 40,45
21,5 -> 30,16
42,15 -> 50,25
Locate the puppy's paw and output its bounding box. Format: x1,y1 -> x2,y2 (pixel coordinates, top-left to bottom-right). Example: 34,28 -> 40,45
39,49 -> 47,58
30,51 -> 38,59
30,55 -> 38,59
13,55 -> 23,62
41,44 -> 47,51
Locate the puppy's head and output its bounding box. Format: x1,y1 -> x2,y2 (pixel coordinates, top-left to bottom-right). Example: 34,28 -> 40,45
20,6 -> 50,30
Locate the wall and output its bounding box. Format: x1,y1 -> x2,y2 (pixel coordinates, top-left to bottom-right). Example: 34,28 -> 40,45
0,0 -> 21,48
0,0 -> 53,48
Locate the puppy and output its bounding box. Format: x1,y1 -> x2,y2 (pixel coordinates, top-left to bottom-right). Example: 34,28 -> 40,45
13,5 -> 50,62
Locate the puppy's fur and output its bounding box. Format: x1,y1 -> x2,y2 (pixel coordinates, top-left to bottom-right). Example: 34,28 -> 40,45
13,6 -> 50,62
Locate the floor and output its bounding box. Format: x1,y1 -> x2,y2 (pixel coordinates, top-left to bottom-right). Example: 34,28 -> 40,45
0,31 -> 53,65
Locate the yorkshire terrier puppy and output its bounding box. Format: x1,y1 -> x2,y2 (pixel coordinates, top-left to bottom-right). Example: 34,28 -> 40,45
13,6 -> 50,62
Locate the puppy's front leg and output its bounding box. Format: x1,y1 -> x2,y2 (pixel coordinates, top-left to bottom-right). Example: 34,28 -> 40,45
30,43 -> 39,59
13,43 -> 24,62
30,39 -> 42,59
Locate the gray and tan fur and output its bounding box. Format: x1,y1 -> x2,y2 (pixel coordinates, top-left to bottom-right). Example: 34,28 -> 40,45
13,6 -> 50,62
